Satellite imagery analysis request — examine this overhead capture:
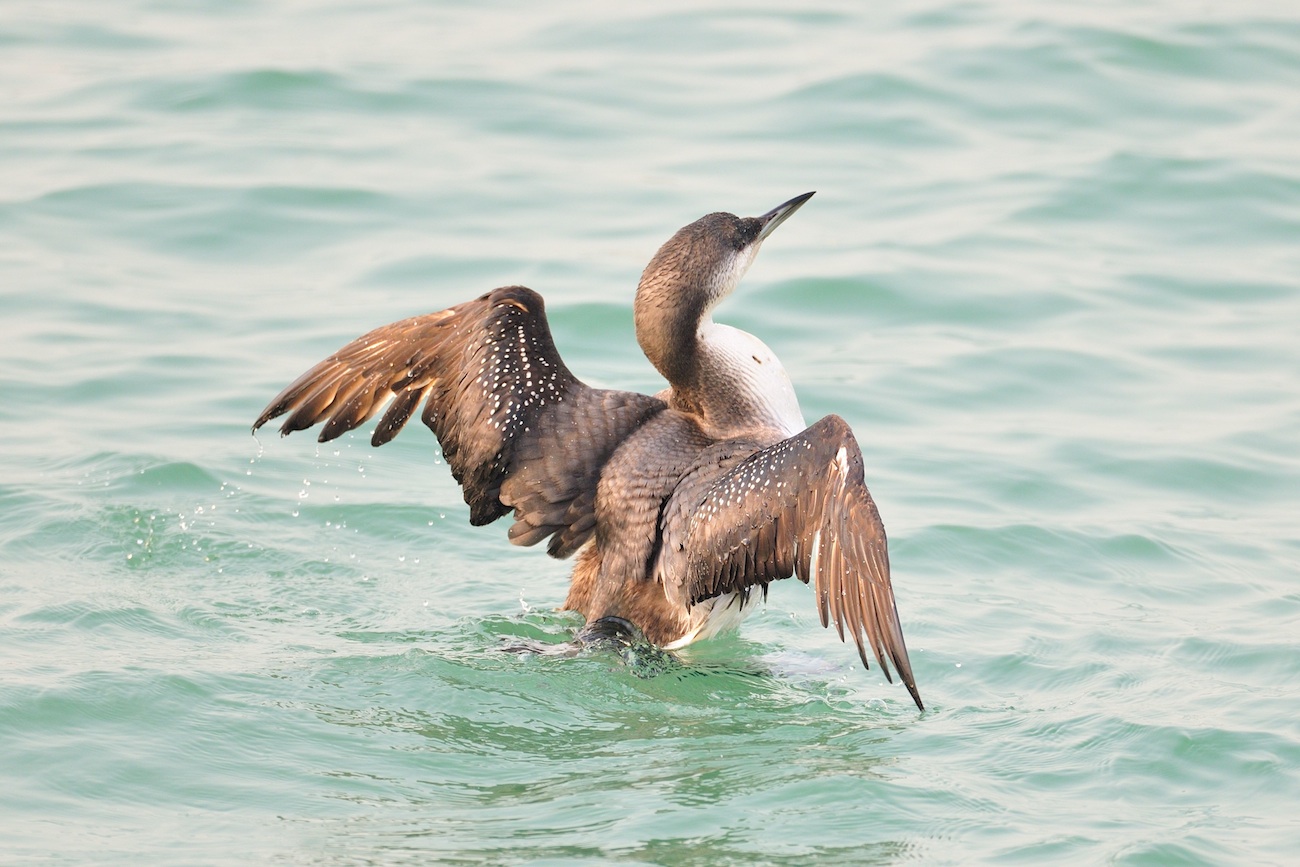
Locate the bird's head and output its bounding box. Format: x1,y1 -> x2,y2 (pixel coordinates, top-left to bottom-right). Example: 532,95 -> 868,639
636,191 -> 816,319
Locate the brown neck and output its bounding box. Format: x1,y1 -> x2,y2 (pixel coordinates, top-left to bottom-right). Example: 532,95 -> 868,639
634,275 -> 707,395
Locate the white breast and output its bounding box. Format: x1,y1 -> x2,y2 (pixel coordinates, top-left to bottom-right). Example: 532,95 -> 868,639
698,321 -> 807,437
662,591 -> 756,649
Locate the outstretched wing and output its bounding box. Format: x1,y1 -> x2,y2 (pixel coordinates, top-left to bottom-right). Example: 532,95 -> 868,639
657,414 -> 922,710
253,285 -> 665,558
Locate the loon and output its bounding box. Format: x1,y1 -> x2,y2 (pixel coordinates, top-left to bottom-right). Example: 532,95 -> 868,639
253,192 -> 923,710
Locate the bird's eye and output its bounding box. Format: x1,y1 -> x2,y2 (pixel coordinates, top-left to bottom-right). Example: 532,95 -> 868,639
735,219 -> 762,248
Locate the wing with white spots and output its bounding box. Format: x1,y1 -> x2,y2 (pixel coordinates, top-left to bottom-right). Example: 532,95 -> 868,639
657,414 -> 922,710
253,285 -> 665,557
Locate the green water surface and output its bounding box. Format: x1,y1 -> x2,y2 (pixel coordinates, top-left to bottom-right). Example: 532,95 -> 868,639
2,1 -> 1298,864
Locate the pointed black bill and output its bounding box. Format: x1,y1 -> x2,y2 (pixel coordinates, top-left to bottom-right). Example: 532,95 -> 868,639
755,191 -> 815,242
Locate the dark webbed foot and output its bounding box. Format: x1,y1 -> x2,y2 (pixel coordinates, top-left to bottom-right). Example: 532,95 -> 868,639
500,615 -> 677,678
577,616 -> 676,678
574,615 -> 643,649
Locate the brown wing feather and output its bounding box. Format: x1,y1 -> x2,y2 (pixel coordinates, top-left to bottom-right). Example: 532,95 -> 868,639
657,414 -> 922,710
253,286 -> 665,557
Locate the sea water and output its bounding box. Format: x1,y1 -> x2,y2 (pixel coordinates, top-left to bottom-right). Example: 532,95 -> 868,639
2,1 -> 1298,863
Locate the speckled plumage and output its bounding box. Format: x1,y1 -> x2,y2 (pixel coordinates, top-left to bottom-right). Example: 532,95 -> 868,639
253,193 -> 924,710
